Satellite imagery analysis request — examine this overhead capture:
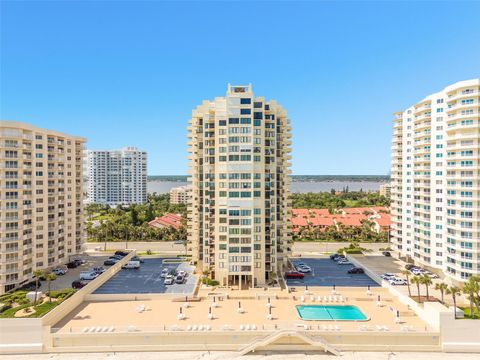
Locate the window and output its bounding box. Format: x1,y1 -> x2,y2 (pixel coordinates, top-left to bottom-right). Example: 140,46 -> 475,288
240,98 -> 251,104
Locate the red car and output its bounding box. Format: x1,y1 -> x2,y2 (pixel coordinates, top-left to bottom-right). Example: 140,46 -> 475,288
285,271 -> 305,279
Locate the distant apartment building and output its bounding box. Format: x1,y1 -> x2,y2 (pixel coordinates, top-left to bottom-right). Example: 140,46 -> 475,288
390,79 -> 480,282
188,84 -> 292,288
0,121 -> 85,294
379,183 -> 392,197
84,147 -> 147,206
169,185 -> 191,204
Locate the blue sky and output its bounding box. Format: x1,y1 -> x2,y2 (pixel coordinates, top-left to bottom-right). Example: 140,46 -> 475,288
1,1 -> 479,175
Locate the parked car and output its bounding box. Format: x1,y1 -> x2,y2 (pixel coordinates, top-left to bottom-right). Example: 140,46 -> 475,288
285,271 -> 305,279
92,267 -> 105,274
66,261 -> 78,269
382,251 -> 391,257
122,260 -> 140,269
115,250 -> 129,257
347,267 -> 364,274
410,268 -> 424,275
330,254 -> 340,260
175,274 -> 185,284
53,268 -> 67,275
177,270 -> 187,277
104,258 -> 119,266
72,280 -> 88,289
333,256 -> 346,262
296,265 -> 312,273
111,255 -> 124,261
174,240 -> 184,245
79,271 -> 98,281
389,278 -> 408,286
381,273 -> 396,280
131,256 -> 144,263
405,264 -> 416,270
337,260 -> 352,265
161,268 -> 170,278
72,258 -> 85,266
164,275 -> 175,285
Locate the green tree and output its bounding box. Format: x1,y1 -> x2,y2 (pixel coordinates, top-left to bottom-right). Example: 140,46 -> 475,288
411,276 -> 422,300
446,286 -> 462,319
462,276 -> 480,319
435,283 -> 448,304
46,273 -> 57,303
401,270 -> 412,297
33,270 -> 44,304
421,275 -> 433,300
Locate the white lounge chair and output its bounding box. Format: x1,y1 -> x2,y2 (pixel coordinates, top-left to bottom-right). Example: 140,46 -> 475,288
82,327 -> 89,333
375,325 -> 383,331
334,325 -> 340,331
198,325 -> 204,331
192,325 -> 198,331
102,326 -> 108,332
310,295 -> 315,302
251,324 -> 257,330
187,325 -> 192,331
300,296 -> 305,302
328,325 -> 334,331
317,296 -> 322,302
240,325 -> 245,331
108,326 -> 115,332
322,325 -> 328,331
383,326 -> 390,331
245,325 -> 250,331
206,325 -> 211,331
324,296 -> 328,302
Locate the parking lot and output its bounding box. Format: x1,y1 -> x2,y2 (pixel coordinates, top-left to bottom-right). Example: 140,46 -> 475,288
39,255 -> 109,292
286,258 -> 380,288
350,254 -> 404,275
93,258 -> 197,294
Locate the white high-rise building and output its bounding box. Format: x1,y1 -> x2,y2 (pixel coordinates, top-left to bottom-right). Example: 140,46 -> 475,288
390,79 -> 480,282
0,121 -> 85,294
84,147 -> 147,206
187,84 -> 292,288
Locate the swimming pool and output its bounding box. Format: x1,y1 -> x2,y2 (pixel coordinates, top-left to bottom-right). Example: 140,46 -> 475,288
296,305 -> 368,321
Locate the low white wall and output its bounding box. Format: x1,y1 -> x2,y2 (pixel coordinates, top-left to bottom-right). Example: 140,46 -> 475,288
0,318 -> 43,354
441,316 -> 480,352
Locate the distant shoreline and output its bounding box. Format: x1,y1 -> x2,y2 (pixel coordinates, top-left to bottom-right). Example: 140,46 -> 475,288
148,175 -> 390,182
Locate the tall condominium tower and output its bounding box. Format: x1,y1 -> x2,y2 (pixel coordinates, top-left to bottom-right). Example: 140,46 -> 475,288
390,79 -> 480,282
0,121 -> 85,294
188,84 -> 292,288
84,147 -> 147,206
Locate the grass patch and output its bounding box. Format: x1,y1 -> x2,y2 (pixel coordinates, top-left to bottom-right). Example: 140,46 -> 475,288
462,307 -> 480,319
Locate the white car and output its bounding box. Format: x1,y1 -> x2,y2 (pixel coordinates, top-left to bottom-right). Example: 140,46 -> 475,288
337,260 -> 352,265
389,278 -> 407,286
164,275 -> 175,285
381,273 -> 396,280
161,268 -> 169,278
177,270 -> 187,277
296,266 -> 312,273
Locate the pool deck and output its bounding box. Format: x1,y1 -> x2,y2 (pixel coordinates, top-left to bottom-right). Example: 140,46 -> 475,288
54,286 -> 430,333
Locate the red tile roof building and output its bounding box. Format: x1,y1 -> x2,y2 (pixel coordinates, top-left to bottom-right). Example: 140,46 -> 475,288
148,213 -> 183,230
290,207 -> 390,233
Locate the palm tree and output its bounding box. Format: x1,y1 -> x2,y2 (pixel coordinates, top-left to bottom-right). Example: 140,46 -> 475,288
446,286 -> 462,319
401,270 -> 412,297
411,276 -> 422,301
45,273 -> 57,303
435,283 -> 448,304
462,276 -> 480,319
32,270 -> 44,305
421,275 -> 433,301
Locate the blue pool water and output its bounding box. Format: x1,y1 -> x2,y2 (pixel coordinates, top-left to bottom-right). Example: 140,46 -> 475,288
296,305 -> 368,321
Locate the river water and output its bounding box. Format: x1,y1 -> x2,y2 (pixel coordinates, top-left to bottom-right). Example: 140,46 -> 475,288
147,180 -> 387,194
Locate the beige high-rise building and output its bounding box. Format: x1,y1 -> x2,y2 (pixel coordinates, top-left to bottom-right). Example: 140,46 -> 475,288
187,84 -> 292,288
0,121 -> 85,294
379,183 -> 392,197
169,185 -> 191,204
390,79 -> 480,283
